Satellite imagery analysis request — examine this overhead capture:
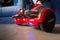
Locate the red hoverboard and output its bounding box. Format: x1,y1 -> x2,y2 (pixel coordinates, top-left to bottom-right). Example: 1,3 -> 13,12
12,3 -> 56,32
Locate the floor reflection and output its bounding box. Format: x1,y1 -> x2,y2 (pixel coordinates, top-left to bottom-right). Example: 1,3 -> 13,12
0,24 -> 60,40
15,26 -> 35,40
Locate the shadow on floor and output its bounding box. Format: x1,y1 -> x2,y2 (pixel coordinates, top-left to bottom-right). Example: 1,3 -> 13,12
52,26 -> 60,34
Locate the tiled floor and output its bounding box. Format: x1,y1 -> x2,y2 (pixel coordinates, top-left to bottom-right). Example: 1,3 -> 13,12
0,24 -> 60,40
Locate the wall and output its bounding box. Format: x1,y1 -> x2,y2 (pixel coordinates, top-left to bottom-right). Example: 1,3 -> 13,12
0,0 -> 23,17
51,0 -> 60,24
0,0 -> 23,23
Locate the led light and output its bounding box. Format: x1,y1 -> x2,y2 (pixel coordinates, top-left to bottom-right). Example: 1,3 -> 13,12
23,19 -> 25,20
18,19 -> 20,20
29,22 -> 32,25
30,20 -> 34,21
28,22 -> 34,26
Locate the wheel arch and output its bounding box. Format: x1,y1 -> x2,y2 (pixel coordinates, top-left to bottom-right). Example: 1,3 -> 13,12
39,8 -> 56,22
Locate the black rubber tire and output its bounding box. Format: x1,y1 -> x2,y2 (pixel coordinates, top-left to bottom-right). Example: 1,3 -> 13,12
38,11 -> 56,32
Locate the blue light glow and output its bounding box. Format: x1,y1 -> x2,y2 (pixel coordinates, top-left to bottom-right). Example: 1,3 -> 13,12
28,22 -> 34,26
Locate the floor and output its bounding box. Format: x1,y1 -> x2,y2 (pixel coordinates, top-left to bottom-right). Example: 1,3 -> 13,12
0,24 -> 60,40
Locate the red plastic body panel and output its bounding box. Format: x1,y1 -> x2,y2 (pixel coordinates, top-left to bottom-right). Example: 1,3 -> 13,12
14,8 -> 55,28
13,3 -> 55,28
